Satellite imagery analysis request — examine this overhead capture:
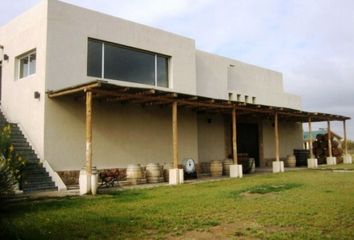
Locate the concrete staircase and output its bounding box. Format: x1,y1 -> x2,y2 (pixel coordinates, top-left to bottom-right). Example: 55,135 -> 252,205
0,109 -> 57,193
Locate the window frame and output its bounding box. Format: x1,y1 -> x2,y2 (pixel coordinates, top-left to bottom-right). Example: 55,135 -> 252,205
87,38 -> 170,88
17,50 -> 36,80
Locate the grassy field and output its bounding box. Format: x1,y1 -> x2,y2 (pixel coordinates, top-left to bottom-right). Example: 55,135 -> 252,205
1,168 -> 354,240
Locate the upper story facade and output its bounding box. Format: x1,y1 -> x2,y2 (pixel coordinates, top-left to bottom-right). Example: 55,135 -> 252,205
0,0 -> 301,111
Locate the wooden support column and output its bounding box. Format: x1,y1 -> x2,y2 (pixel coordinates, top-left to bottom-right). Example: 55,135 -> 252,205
274,111 -> 280,162
308,117 -> 314,159
343,120 -> 348,155
172,101 -> 178,169
232,105 -> 238,164
86,90 -> 93,175
327,120 -> 332,157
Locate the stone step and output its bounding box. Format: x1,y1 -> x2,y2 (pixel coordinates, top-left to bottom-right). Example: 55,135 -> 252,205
22,185 -> 58,193
22,170 -> 49,177
22,182 -> 56,189
22,175 -> 54,186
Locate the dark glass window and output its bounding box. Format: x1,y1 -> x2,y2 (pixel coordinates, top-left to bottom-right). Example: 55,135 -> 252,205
87,38 -> 169,88
87,40 -> 102,78
157,56 -> 168,87
19,57 -> 29,78
18,51 -> 36,79
29,53 -> 36,75
104,43 -> 155,85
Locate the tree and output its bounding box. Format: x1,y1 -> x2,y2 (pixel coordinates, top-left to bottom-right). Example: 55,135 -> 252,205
0,125 -> 26,198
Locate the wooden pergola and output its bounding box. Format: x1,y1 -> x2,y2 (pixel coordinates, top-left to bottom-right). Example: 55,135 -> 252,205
48,80 -> 350,178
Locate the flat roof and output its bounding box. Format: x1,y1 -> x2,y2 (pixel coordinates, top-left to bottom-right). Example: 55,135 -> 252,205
47,80 -> 350,123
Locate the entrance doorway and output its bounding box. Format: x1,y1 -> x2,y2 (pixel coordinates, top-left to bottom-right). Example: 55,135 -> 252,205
237,123 -> 260,167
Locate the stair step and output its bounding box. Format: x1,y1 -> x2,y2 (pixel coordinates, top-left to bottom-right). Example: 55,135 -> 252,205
22,178 -> 55,184
22,183 -> 56,190
22,175 -> 52,183
22,167 -> 48,173
23,187 -> 58,193
11,142 -> 31,148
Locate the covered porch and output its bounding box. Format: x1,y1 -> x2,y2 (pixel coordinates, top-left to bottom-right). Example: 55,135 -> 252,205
47,80 -> 351,194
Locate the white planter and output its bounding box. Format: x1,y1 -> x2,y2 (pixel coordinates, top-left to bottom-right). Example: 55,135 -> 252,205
230,164 -> 243,178
169,168 -> 184,185
307,158 -> 318,168
91,174 -> 98,195
326,157 -> 336,165
343,154 -> 352,164
79,169 -> 91,195
272,161 -> 284,173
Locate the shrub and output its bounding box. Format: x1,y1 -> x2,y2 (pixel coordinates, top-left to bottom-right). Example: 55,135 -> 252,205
0,125 -> 26,198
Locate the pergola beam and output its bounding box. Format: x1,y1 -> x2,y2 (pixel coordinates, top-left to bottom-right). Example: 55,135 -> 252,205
232,105 -> 238,164
47,81 -> 350,123
327,120 -> 333,157
308,117 -> 314,159
343,120 -> 348,155
85,91 -> 93,175
172,101 -> 178,169
48,82 -> 101,98
275,111 -> 280,162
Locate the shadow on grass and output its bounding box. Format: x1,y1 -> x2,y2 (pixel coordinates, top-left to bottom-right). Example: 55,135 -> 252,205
104,189 -> 150,202
230,183 -> 303,198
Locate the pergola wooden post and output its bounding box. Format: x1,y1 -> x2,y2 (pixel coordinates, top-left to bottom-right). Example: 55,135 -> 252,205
274,111 -> 280,162
343,120 -> 348,155
232,105 -> 238,165
86,90 -> 93,175
308,117 -> 314,159
172,101 -> 178,169
327,120 -> 332,158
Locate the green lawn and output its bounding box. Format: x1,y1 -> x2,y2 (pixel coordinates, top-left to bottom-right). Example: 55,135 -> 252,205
1,169 -> 354,240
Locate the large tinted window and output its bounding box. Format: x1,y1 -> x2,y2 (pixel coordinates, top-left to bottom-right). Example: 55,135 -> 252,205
87,40 -> 102,78
87,39 -> 169,88
157,56 -> 168,87
104,43 -> 155,85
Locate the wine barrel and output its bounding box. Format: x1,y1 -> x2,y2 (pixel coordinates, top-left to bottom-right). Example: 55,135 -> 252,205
146,163 -> 162,183
286,155 -> 296,168
210,160 -> 223,177
223,159 -> 233,176
126,164 -> 143,179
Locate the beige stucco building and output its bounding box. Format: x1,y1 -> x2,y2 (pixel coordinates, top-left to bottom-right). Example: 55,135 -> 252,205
1,0 -> 349,190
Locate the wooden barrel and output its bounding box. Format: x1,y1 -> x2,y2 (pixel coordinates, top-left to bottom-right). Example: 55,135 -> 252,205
286,155 -> 296,168
146,163 -> 162,183
210,160 -> 223,177
126,164 -> 143,179
223,159 -> 233,176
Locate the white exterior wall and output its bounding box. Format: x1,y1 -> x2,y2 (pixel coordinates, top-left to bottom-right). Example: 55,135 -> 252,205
45,99 -> 198,171
45,0 -> 196,94
0,2 -> 48,159
196,50 -> 302,109
261,120 -> 303,164
198,114 -> 226,163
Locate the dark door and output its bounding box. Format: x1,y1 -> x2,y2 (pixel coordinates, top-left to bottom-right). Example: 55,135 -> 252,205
237,123 -> 260,167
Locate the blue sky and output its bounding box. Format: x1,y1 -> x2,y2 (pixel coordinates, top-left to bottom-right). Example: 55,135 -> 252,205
1,0 -> 354,139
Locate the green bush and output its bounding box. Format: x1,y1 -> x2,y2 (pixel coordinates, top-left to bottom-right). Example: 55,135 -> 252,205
0,125 -> 26,198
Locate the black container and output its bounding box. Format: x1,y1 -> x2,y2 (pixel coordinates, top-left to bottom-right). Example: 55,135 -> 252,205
293,149 -> 310,166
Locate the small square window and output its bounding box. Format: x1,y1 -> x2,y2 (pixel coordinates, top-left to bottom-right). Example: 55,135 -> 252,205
18,51 -> 36,79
